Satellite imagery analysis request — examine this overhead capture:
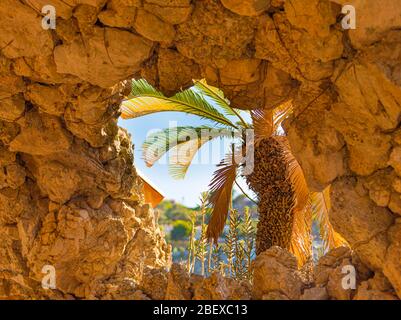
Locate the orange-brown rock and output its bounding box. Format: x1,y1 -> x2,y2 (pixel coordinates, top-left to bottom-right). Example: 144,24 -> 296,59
330,178 -> 394,271
9,111 -> 72,156
300,287 -> 329,300
157,49 -> 201,95
134,9 -> 176,44
383,220 -> 401,298
333,0 -> 401,49
143,2 -> 193,25
192,273 -> 252,300
252,247 -> 303,300
221,0 -> 271,16
54,28 -> 152,88
0,96 -> 25,122
353,271 -> 398,300
0,0 -> 400,300
0,0 -> 54,59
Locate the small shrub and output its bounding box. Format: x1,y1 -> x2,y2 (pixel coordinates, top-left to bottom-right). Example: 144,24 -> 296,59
171,220 -> 192,241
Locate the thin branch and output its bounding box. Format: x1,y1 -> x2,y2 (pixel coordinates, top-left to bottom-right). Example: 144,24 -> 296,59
235,180 -> 258,205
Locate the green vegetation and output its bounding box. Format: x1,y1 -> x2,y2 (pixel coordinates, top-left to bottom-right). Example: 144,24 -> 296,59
171,220 -> 192,241
186,204 -> 256,281
157,193 -> 257,279
158,193 -> 330,278
157,200 -> 197,225
157,193 -> 257,229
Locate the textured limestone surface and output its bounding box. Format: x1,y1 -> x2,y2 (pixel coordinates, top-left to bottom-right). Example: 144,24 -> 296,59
136,247 -> 398,300
0,0 -> 400,299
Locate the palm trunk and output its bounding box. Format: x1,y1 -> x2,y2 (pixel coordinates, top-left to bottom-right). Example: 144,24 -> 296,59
245,137 -> 296,255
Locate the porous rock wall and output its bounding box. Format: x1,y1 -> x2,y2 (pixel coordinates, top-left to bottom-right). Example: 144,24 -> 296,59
0,0 -> 400,299
136,246 -> 399,300
0,0 -> 171,299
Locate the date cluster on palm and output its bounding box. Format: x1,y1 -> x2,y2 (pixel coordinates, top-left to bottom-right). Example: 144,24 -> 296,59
246,137 -> 296,254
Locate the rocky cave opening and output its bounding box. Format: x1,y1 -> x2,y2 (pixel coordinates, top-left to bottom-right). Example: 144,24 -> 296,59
0,0 -> 400,300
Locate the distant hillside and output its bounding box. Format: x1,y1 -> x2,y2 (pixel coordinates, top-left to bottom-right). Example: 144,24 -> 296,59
157,193 -> 258,226
232,194 -> 258,216
156,199 -> 197,225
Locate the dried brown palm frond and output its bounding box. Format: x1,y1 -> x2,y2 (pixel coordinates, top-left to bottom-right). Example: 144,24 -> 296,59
251,108 -> 273,143
251,100 -> 293,143
277,136 -> 309,212
206,152 -> 239,243
280,137 -> 345,264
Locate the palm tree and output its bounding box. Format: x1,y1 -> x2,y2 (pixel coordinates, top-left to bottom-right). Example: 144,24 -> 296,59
120,79 -> 346,265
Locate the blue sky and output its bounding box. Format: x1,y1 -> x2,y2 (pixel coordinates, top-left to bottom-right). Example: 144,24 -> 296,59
119,112 -> 255,207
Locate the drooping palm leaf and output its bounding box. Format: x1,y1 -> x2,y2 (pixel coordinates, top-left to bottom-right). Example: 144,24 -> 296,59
275,134 -> 312,265
276,136 -> 309,212
168,136 -> 210,179
193,79 -> 250,128
129,78 -> 164,98
142,126 -> 234,167
193,79 -> 233,116
121,79 -> 238,128
167,127 -> 237,180
310,188 -> 349,252
289,206 -> 313,267
206,151 -> 239,242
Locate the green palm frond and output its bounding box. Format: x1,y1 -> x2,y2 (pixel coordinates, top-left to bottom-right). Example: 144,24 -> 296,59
143,126 -> 236,180
121,79 -> 238,128
129,78 -> 164,98
193,79 -> 250,128
168,128 -> 236,180
193,79 -> 232,114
